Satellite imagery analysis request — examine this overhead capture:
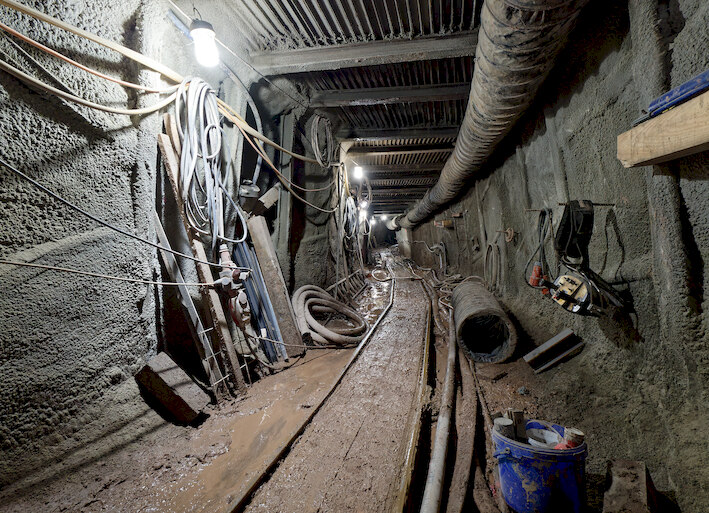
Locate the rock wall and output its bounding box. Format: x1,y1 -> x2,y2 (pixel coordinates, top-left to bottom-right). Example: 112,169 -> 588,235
0,0 -> 330,492
410,1 -> 708,509
0,0 -> 193,488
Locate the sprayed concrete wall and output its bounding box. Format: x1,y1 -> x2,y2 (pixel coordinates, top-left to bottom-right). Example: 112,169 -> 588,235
410,1 -> 708,509
0,0 -> 252,488
0,0 -> 168,487
0,0 -> 327,489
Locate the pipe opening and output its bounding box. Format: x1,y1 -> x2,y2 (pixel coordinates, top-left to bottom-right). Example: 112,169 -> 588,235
452,282 -> 517,363
458,314 -> 511,361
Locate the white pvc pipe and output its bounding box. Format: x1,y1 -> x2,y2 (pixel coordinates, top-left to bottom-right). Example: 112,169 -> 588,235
420,309 -> 457,513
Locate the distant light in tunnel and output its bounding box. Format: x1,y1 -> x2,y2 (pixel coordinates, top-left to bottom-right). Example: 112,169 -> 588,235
360,199 -> 369,209
190,20 -> 219,67
370,218 -> 377,226
381,214 -> 388,221
353,166 -> 364,180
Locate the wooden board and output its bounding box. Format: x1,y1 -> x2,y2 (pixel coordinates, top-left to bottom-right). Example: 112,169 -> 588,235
617,90 -> 709,167
157,132 -> 246,393
247,215 -> 303,358
523,328 -> 575,366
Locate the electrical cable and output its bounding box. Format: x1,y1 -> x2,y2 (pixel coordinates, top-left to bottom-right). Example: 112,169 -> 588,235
523,209 -> 555,289
174,78 -> 248,252
311,114 -> 333,168
0,58 -> 178,115
218,99 -> 320,166
0,259 -> 216,286
0,31 -> 77,96
0,21 -> 179,94
1,0 -> 321,167
233,120 -> 338,213
0,157 -> 250,271
164,10 -> 265,187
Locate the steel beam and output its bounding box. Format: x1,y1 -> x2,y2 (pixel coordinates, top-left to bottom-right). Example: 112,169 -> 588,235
371,188 -> 430,197
251,31 -> 478,75
361,163 -> 444,175
370,177 -> 438,187
311,83 -> 470,107
369,173 -> 440,183
338,126 -> 459,141
347,144 -> 454,157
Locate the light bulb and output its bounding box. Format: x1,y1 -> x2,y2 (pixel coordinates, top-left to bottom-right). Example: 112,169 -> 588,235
381,214 -> 388,221
353,166 -> 364,180
360,199 -> 369,209
190,20 -> 219,67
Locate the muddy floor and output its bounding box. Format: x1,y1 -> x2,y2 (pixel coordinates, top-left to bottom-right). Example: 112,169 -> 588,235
0,342 -> 353,513
0,267 -> 404,513
244,264 -> 429,513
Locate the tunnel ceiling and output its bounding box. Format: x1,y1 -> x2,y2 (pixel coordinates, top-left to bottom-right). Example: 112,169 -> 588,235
229,0 -> 481,215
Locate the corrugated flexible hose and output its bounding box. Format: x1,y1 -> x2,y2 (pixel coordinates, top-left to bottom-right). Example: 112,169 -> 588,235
292,285 -> 369,346
397,0 -> 589,229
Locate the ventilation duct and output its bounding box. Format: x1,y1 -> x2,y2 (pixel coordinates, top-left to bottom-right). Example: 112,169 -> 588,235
397,0 -> 589,229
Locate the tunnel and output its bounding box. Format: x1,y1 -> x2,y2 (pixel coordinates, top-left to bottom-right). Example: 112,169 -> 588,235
0,1 -> 707,512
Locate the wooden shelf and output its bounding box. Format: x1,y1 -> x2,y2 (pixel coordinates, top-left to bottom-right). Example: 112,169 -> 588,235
617,90 -> 709,167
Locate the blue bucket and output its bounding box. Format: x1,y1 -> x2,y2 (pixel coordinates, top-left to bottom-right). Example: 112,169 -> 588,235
492,420 -> 587,513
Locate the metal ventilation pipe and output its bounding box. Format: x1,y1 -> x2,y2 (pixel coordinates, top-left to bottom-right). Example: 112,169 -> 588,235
397,0 -> 588,229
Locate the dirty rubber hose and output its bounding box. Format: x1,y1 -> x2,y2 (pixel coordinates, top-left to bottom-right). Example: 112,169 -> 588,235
452,282 -> 517,363
292,285 -> 368,346
397,0 -> 588,228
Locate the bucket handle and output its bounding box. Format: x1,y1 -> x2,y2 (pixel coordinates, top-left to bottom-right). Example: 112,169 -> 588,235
492,447 -> 536,461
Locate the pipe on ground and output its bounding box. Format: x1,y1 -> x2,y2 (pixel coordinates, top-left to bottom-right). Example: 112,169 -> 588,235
452,282 -> 517,363
397,0 -> 588,229
420,310 -> 457,513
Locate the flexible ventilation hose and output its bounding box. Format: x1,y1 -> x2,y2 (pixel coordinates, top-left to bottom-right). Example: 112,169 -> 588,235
292,285 -> 368,346
398,0 -> 589,229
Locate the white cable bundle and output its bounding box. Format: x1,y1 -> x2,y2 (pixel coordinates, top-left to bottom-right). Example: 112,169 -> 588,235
175,79 -> 246,253
311,114 -> 334,168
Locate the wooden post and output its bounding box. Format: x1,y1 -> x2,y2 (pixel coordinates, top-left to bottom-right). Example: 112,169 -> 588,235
157,131 -> 247,393
248,215 -> 303,358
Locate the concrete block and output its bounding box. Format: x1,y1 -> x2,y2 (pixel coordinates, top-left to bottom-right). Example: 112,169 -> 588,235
135,352 -> 210,423
603,459 -> 660,513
